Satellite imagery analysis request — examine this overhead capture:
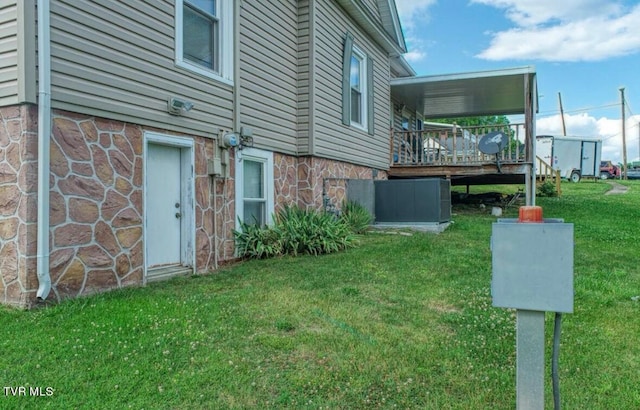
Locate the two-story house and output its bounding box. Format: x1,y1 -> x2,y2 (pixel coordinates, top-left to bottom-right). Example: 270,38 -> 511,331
0,0 -> 420,307
1,0 -> 539,308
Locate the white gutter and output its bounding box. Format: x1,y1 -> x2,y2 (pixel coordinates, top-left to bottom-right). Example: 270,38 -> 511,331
36,0 -> 52,300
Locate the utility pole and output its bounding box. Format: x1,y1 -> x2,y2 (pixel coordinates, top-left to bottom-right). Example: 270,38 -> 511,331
558,92 -> 567,136
620,88 -> 627,180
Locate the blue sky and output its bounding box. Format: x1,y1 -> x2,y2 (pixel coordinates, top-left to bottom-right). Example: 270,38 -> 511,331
395,0 -> 640,164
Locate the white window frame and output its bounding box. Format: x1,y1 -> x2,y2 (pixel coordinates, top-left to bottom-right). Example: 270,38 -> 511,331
350,45 -> 368,130
235,148 -> 274,230
175,0 -> 234,85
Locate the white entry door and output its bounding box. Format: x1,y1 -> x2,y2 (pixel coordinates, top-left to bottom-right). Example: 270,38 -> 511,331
146,143 -> 182,268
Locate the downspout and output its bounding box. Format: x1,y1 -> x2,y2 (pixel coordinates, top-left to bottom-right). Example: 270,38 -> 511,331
227,0 -> 242,261
212,0 -> 241,267
211,177 -> 218,270
36,0 -> 52,300
233,0 -> 240,132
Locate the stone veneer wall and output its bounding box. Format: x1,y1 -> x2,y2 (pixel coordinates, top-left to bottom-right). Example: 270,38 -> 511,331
201,146 -> 236,266
0,107 -> 237,307
273,152 -> 299,212
296,156 -> 387,211
0,105 -> 385,307
48,111 -> 145,300
47,110 -> 236,301
0,105 -> 38,307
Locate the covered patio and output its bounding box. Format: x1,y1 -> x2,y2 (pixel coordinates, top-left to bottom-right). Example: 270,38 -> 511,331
389,66 -> 538,204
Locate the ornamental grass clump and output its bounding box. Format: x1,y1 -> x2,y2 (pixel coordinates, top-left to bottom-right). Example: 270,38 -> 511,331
339,200 -> 373,234
233,220 -> 284,259
233,205 -> 356,259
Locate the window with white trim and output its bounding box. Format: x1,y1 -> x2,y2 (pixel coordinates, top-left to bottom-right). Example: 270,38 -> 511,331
235,148 -> 274,229
175,0 -> 233,84
243,160 -> 267,226
342,33 -> 374,135
350,47 -> 367,128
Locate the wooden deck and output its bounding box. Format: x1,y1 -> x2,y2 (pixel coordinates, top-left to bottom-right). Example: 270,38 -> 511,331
389,162 -> 530,184
389,123 -> 533,186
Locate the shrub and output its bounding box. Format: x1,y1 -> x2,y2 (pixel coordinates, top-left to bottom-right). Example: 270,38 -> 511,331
340,200 -> 373,234
233,205 -> 357,259
233,220 -> 283,259
537,181 -> 558,197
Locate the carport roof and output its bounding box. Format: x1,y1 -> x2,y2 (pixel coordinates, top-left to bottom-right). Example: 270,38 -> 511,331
390,66 -> 538,119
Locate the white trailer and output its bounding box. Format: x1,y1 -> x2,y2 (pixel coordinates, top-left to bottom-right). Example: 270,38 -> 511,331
536,135 -> 602,182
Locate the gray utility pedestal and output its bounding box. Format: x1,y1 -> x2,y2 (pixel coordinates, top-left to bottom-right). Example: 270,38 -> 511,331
492,219 -> 573,314
491,219 -> 574,410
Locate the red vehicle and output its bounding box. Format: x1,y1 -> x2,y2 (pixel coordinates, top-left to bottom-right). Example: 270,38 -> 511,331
600,160 -> 621,179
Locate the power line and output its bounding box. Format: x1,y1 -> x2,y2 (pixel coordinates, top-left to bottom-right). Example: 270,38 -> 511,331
623,96 -> 635,118
563,103 -> 620,115
536,102 -> 620,117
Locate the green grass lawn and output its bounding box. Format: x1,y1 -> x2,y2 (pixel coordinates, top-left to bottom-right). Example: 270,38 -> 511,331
1,180 -> 639,409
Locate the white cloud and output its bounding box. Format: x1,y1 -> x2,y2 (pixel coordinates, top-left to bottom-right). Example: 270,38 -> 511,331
395,0 -> 437,28
395,0 -> 437,63
471,0 -> 622,27
536,113 -> 640,163
473,1 -> 640,62
404,50 -> 427,62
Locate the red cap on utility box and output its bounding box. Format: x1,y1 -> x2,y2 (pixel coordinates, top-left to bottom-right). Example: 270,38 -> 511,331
518,206 -> 543,223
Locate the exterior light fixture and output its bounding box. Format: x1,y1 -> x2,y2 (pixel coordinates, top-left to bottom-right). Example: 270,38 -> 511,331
168,97 -> 194,115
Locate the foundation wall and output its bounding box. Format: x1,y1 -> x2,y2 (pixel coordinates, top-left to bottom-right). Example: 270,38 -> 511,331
297,156 -> 388,211
0,105 -> 38,307
0,106 -> 386,307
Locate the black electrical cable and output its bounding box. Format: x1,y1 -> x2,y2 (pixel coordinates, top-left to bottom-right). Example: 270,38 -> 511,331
552,312 -> 562,410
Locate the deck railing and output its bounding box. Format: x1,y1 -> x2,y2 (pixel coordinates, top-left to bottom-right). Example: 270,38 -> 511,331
536,155 -> 562,196
390,123 -> 529,167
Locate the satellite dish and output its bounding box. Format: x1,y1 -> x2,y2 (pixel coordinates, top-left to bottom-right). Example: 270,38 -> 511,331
478,131 -> 506,155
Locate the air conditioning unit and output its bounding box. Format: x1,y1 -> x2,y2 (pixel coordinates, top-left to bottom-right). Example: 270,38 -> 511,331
374,178 -> 451,223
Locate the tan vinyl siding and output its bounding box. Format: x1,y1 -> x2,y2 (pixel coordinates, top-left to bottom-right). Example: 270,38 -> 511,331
313,0 -> 391,170
390,97 -> 404,131
49,0 -> 233,137
239,0 -> 298,155
297,0 -> 311,155
17,0 -> 35,103
0,0 -> 18,105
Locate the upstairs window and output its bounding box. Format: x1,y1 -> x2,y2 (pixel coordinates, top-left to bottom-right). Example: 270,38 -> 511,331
342,33 -> 374,135
184,0 -> 219,71
350,48 -> 366,127
176,0 -> 233,84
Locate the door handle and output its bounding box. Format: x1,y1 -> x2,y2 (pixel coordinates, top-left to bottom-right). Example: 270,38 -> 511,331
175,212 -> 182,219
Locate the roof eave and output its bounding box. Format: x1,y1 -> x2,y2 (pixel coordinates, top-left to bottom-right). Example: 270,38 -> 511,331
390,55 -> 416,78
336,0 -> 406,56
